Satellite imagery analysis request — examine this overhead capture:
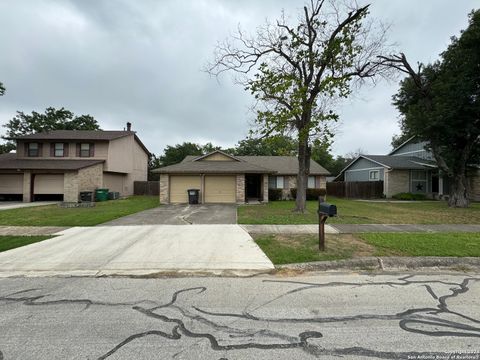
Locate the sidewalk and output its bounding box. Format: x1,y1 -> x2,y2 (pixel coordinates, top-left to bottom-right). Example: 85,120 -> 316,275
241,223 -> 480,234
1,224 -> 480,237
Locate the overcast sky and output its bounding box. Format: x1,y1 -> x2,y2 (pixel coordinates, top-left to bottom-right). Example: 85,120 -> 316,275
0,0 -> 477,156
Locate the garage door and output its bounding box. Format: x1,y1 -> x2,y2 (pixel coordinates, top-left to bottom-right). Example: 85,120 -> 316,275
204,175 -> 236,203
170,175 -> 201,203
34,174 -> 64,194
0,174 -> 23,194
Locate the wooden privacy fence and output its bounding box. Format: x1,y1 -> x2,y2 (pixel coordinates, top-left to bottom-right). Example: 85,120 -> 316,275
327,181 -> 384,199
134,181 -> 159,196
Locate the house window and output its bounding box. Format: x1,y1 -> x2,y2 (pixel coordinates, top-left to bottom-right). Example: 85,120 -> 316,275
80,143 -> 91,157
54,143 -> 64,157
308,176 -> 316,189
369,170 -> 380,181
276,176 -> 284,189
28,143 -> 39,157
411,170 -> 427,193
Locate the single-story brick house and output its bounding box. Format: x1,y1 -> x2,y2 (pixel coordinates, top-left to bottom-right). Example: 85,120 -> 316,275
0,126 -> 149,202
335,137 -> 480,200
152,150 -> 330,204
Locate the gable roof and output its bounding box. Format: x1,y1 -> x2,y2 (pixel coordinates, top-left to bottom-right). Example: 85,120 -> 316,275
154,152 -> 330,175
335,154 -> 437,180
0,153 -> 105,171
192,150 -> 241,162
387,136 -> 417,155
13,130 -> 150,156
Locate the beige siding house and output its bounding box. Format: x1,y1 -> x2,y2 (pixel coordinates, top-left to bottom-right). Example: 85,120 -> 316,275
153,150 -> 329,204
0,126 -> 149,202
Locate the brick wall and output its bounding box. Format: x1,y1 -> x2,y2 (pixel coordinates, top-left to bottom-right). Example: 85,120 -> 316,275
159,174 -> 169,204
263,174 -> 269,203
236,174 -> 245,203
22,171 -> 31,202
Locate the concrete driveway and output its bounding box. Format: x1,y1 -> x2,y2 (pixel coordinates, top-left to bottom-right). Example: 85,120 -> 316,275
102,204 -> 237,225
0,225 -> 274,277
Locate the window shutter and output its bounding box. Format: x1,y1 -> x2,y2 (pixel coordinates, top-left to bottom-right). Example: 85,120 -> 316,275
50,143 -> 55,157
315,176 -> 320,188
64,143 -> 69,157
38,143 -> 43,157
76,143 -> 81,157
89,143 -> 95,157
283,176 -> 289,189
24,143 -> 28,157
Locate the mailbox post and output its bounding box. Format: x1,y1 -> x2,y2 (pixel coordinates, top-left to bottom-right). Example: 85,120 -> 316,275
318,200 -> 337,251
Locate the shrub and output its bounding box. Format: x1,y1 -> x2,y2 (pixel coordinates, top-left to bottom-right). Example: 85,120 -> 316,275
290,188 -> 327,200
392,192 -> 427,201
268,189 -> 283,201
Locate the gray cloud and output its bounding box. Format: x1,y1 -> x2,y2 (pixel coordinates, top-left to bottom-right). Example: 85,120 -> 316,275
0,0 -> 477,156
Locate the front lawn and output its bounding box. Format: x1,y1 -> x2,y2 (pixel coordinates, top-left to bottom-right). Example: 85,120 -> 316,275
359,232 -> 480,257
0,236 -> 53,253
253,232 -> 480,265
238,198 -> 480,224
253,233 -> 373,264
0,196 -> 159,226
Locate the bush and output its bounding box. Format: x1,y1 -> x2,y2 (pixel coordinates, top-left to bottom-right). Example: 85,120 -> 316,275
392,192 -> 427,201
268,189 -> 283,201
290,188 -> 327,200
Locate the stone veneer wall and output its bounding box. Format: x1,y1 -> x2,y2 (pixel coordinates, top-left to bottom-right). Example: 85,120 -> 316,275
63,172 -> 79,202
78,164 -> 103,192
236,174 -> 245,203
159,174 -> 169,204
22,171 -> 31,202
384,169 -> 410,198
263,174 -> 269,203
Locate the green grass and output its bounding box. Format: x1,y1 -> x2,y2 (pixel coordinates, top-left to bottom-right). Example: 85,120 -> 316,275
253,234 -> 362,264
0,236 -> 53,252
238,198 -> 480,225
0,196 -> 159,226
360,232 -> 480,257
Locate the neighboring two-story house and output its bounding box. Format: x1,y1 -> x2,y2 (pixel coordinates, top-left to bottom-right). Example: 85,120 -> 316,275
0,125 -> 149,202
335,137 -> 480,201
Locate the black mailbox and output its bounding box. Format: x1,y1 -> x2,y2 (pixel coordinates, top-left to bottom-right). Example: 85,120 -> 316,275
318,202 -> 337,217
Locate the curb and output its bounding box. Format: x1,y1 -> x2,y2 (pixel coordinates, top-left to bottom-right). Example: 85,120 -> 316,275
276,256 -> 480,272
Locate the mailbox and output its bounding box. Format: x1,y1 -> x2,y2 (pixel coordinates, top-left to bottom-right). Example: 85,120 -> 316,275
318,202 -> 337,217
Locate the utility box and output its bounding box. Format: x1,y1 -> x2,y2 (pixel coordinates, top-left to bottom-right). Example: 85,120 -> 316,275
79,191 -> 94,202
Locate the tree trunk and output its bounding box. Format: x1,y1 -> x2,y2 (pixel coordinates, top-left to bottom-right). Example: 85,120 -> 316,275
448,174 -> 470,208
295,136 -> 310,213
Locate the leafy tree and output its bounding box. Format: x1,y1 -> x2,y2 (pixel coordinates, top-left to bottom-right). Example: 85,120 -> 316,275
385,10 -> 480,208
208,1 -> 391,212
232,135 -> 297,156
0,81 -> 5,96
1,107 -> 100,153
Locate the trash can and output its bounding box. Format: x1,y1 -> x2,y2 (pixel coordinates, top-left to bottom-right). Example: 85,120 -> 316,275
187,189 -> 200,205
79,191 -> 94,202
95,188 -> 109,202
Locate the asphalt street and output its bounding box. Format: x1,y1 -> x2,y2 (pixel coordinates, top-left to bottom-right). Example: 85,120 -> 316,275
0,272 -> 479,359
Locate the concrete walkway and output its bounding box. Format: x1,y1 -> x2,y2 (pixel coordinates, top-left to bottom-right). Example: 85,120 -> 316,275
331,224 -> 480,233
0,201 -> 58,211
241,224 -> 339,234
0,226 -> 68,236
0,225 -> 274,277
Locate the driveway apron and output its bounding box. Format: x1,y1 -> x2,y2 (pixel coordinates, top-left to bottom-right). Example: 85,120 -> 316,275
0,225 -> 274,276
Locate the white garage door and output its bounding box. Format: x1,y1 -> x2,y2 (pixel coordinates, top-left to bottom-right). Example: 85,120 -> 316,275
170,175 -> 201,203
0,174 -> 23,194
204,175 -> 236,203
34,174 -> 64,194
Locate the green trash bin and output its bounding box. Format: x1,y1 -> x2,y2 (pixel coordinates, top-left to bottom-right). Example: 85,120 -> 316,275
95,188 -> 109,202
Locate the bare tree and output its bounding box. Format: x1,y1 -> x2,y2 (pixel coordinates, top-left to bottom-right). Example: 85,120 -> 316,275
207,0 -> 392,212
